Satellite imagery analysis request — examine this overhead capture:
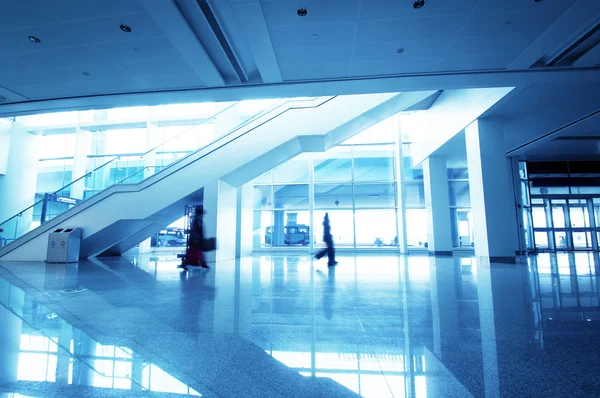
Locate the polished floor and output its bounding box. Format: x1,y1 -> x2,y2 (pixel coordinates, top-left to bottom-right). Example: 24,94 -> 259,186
0,252 -> 599,397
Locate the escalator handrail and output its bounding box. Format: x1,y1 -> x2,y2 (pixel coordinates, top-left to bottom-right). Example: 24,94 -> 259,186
0,99 -> 289,228
0,96 -> 335,251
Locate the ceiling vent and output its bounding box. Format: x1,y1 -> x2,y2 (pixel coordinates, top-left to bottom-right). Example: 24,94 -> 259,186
533,23 -> 600,67
196,0 -> 248,83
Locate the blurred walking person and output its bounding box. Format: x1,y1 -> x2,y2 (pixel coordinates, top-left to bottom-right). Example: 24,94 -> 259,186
314,213 -> 338,266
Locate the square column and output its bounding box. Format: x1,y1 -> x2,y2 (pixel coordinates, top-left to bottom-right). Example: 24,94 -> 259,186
203,179 -> 238,264
235,183 -> 253,258
70,127 -> 91,200
465,119 -> 519,262
423,156 -> 453,255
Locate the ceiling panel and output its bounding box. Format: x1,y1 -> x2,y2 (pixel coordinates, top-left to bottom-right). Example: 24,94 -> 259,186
275,45 -> 353,67
0,0 -> 61,31
280,63 -> 350,80
356,15 -> 470,43
261,0 -> 360,27
352,39 -> 454,62
94,38 -> 181,62
46,0 -> 146,21
474,0 -> 573,14
9,77 -> 142,98
358,0 -> 478,20
269,23 -> 356,49
17,46 -> 108,69
0,63 -> 127,86
459,10 -> 562,39
445,35 -> 530,58
68,13 -> 165,45
351,57 -> 441,77
134,73 -> 205,90
116,58 -> 196,78
437,52 -> 516,71
0,23 -> 85,55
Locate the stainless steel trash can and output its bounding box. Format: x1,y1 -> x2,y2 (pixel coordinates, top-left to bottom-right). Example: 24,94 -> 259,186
47,228 -> 82,263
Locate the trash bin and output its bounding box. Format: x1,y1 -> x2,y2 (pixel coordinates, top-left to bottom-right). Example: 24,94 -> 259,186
47,228 -> 82,263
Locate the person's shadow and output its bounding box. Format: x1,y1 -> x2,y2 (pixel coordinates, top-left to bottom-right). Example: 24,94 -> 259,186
317,267 -> 336,320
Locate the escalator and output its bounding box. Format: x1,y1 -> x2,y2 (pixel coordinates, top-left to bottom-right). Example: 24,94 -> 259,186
0,91 -> 436,262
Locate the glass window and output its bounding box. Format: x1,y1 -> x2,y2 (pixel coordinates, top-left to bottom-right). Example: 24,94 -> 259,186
273,184 -> 309,209
449,181 -> 471,207
353,183 -> 396,208
39,133 -> 77,159
402,155 -> 423,181
355,209 -> 397,246
404,182 -> 425,208
532,206 -> 547,228
313,210 -> 354,247
273,156 -> 309,183
552,205 -> 566,228
406,209 -> 428,248
353,144 -> 394,181
314,147 -> 352,182
253,210 -> 273,248
253,186 -> 272,209
314,184 -> 353,209
447,167 -> 469,179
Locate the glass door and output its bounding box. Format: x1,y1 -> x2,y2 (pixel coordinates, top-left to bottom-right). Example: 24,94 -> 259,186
532,196 -> 598,251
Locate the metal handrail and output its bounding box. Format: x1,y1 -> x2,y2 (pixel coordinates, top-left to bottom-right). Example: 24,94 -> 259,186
0,99 -> 293,228
0,96 -> 329,245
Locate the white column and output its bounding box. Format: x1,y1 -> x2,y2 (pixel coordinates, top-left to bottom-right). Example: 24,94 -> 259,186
394,114 -> 407,253
465,119 -> 519,262
144,121 -> 160,178
423,156 -> 453,255
204,179 -> 237,264
235,183 -> 253,258
0,121 -> 40,238
70,127 -> 91,200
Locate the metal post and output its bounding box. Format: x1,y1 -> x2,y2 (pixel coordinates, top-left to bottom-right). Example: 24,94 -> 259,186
41,193 -> 49,225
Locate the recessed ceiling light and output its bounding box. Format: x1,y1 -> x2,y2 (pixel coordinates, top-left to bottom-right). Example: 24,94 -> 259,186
413,0 -> 425,9
396,48 -> 405,54
297,7 -> 308,17
28,36 -> 41,43
120,24 -> 132,33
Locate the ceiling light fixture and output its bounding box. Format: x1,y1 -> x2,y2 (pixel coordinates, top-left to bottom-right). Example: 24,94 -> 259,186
297,7 -> 308,17
120,24 -> 132,33
28,35 -> 41,43
413,0 -> 425,9
396,48 -> 405,54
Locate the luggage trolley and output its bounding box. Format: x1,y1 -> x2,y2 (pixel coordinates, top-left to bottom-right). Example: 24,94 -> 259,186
177,205 -> 215,270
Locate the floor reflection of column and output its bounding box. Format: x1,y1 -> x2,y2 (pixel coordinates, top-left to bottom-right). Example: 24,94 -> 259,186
71,330 -> 97,387
0,283 -> 24,387
430,257 -> 459,360
478,259 -> 531,397
400,256 -> 414,398
56,319 -> 72,384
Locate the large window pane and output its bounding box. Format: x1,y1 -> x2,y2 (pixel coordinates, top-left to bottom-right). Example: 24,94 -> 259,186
314,184 -> 352,208
253,186 -> 272,209
353,145 -> 394,181
314,147 -> 352,182
253,210 -> 273,248
267,210 -> 311,246
314,210 -> 354,247
353,183 -> 396,208
343,117 -> 394,144
355,209 -> 397,246
449,181 -> 471,207
405,182 -> 425,208
273,184 -> 309,209
406,209 -> 428,248
273,156 -> 309,183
